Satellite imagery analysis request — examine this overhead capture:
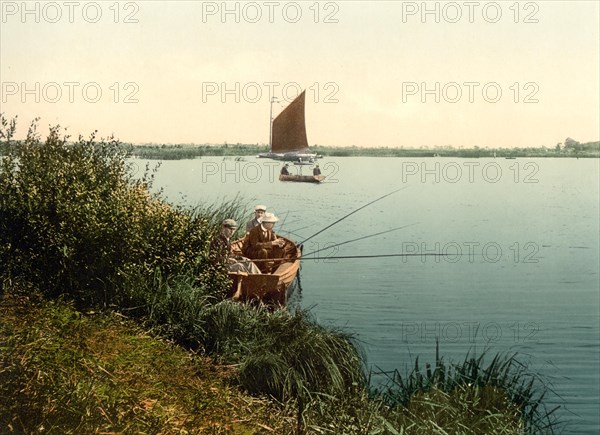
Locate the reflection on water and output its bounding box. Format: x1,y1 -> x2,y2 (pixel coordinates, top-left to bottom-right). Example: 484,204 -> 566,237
143,156 -> 599,433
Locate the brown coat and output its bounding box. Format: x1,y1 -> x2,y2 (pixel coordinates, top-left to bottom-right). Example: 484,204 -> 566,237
242,225 -> 277,259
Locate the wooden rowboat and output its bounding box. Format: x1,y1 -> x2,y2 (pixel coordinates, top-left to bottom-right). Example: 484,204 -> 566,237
279,174 -> 325,183
228,236 -> 301,305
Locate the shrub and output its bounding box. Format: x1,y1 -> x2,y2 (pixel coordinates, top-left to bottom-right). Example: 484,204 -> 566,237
0,115 -> 228,308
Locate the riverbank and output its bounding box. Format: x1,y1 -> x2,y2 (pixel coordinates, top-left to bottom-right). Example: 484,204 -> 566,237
0,292 -> 291,433
2,287 -> 555,434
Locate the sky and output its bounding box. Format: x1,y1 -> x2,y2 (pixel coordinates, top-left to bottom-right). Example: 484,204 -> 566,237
1,0 -> 599,148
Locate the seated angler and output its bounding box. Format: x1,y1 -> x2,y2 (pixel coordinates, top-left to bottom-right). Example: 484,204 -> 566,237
242,212 -> 285,273
246,204 -> 266,234
211,219 -> 261,274
280,164 -> 290,176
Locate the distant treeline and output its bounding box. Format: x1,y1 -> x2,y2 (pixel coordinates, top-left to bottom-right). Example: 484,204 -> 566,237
2,141 -> 598,160
128,140 -> 600,159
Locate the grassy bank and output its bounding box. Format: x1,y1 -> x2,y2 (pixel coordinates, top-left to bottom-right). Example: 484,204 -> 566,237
2,288 -> 558,434
0,115 -> 559,433
0,292 -> 291,433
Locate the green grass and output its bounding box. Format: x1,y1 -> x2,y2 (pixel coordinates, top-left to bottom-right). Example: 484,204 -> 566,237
374,345 -> 559,434
3,288 -> 559,434
0,292 -> 292,434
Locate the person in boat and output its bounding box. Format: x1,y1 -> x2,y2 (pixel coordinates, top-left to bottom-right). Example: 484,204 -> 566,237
313,164 -> 321,176
211,219 -> 261,274
280,163 -> 290,176
246,204 -> 266,233
242,212 -> 285,273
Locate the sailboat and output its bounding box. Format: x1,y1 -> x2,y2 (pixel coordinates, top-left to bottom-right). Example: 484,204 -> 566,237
258,91 -> 318,163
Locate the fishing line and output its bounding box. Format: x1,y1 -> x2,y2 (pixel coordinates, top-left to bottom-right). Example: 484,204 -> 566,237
298,186 -> 408,245
301,223 -> 418,257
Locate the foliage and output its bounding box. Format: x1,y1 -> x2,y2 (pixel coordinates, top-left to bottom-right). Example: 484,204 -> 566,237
0,114 -> 228,308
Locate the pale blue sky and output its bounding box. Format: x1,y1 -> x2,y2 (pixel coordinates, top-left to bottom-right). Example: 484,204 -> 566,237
1,1 -> 598,148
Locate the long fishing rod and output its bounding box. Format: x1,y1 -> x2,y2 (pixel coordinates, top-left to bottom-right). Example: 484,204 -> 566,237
243,253 -> 458,263
287,223 -> 316,234
298,186 -> 408,245
300,253 -> 463,260
277,229 -> 306,240
301,223 -> 417,258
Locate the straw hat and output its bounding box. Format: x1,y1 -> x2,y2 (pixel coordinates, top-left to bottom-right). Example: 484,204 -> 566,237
254,204 -> 267,212
260,212 -> 279,223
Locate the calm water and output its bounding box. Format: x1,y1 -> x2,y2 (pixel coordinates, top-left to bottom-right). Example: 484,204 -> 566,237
139,156 -> 600,433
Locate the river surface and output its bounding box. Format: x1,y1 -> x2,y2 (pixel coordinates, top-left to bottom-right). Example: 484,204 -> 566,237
137,156 -> 599,433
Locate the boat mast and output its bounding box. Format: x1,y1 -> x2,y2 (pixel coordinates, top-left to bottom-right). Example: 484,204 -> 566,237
269,96 -> 278,152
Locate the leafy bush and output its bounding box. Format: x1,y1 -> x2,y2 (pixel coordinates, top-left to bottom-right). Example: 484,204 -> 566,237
0,115 -> 228,308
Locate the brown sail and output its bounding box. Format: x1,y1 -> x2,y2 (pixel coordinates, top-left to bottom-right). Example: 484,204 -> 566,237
271,91 -> 310,154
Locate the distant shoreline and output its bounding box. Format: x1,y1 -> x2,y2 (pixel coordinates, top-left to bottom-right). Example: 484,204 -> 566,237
2,142 -> 598,160
124,142 -> 599,160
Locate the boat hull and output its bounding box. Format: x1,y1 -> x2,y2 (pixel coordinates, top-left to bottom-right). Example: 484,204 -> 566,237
279,174 -> 325,183
228,236 -> 301,305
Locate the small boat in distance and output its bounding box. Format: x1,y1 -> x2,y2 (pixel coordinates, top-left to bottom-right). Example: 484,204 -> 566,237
228,236 -> 301,305
257,91 -> 318,163
279,173 -> 325,183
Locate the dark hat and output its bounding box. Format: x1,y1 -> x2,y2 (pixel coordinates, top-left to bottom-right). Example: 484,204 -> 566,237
222,219 -> 238,229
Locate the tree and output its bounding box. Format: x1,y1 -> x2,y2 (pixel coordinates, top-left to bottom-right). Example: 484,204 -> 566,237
564,137 -> 580,150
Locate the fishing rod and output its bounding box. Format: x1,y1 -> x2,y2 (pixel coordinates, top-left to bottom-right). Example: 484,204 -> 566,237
298,186 -> 408,245
300,253 -> 464,260
287,223 -> 316,234
301,223 -> 417,258
276,229 -> 306,240
240,252 -> 459,263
